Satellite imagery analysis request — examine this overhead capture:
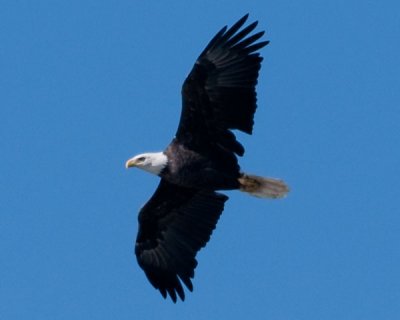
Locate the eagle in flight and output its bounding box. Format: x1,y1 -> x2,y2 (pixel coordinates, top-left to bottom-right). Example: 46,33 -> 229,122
125,14 -> 289,302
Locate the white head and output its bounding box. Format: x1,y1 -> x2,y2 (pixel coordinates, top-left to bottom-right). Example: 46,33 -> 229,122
125,152 -> 168,175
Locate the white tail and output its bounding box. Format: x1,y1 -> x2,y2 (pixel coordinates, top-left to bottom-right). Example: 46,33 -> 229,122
238,173 -> 289,199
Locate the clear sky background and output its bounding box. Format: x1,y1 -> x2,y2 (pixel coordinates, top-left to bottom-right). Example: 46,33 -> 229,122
1,1 -> 399,319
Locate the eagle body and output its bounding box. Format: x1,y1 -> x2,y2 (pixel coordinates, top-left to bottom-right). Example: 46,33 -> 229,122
125,14 -> 289,302
161,139 -> 241,191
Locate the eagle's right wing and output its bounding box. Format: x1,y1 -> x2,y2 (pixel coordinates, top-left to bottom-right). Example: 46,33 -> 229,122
135,179 -> 228,302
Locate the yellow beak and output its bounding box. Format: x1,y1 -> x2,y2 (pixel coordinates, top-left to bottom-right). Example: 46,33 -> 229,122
125,158 -> 137,169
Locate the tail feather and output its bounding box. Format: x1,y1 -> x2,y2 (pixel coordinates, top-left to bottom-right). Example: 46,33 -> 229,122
238,173 -> 289,199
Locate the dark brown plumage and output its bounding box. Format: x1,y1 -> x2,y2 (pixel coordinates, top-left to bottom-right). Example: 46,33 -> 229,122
135,180 -> 227,302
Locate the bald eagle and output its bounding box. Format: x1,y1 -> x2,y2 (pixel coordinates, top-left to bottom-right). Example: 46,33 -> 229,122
125,14 -> 289,302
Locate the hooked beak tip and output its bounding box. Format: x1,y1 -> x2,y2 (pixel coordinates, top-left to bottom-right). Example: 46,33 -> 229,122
125,159 -> 136,169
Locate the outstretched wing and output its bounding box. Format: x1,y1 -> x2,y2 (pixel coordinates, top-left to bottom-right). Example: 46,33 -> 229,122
135,179 -> 228,302
176,14 -> 269,156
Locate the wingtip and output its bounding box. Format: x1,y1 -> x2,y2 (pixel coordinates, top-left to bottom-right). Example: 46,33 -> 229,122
234,13 -> 251,30
241,13 -> 250,21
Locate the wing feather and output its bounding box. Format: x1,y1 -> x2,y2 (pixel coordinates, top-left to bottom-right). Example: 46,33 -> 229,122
135,179 -> 228,302
177,14 -> 268,157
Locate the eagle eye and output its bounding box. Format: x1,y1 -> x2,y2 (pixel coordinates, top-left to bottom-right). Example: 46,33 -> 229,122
137,156 -> 146,162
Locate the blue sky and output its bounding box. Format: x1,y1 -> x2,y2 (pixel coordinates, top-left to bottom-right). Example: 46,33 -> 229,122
1,1 -> 399,319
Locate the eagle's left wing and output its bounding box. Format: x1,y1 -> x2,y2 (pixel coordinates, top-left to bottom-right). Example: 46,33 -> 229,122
176,14 -> 268,156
